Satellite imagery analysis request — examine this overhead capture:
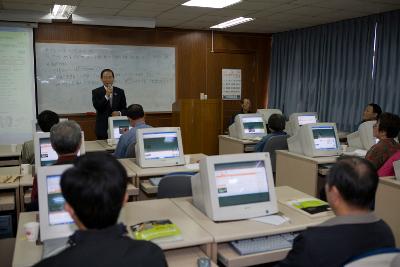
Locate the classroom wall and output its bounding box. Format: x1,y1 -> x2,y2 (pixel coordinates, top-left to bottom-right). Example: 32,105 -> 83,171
36,23 -> 271,149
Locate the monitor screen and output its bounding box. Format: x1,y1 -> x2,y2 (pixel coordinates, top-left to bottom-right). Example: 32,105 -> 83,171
39,137 -> 82,166
214,160 -> 270,207
242,117 -> 265,134
312,126 -> 338,150
143,131 -> 180,160
298,115 -> 317,126
39,138 -> 58,166
112,119 -> 131,139
46,175 -> 73,226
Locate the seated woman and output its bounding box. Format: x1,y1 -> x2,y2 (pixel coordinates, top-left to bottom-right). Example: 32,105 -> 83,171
365,112 -> 400,170
255,113 -> 286,152
361,103 -> 382,124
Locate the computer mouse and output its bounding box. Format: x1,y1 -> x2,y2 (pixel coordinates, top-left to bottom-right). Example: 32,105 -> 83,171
197,257 -> 211,267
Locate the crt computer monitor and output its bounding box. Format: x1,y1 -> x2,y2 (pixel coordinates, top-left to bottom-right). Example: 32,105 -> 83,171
108,116 -> 132,140
191,153 -> 278,221
34,132 -> 86,170
347,120 -> 378,150
287,123 -> 340,157
288,112 -> 318,136
228,113 -> 267,140
38,165 -> 76,241
256,109 -> 283,124
135,127 -> 185,168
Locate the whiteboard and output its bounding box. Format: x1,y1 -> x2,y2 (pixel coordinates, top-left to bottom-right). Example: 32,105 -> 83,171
0,26 -> 36,144
35,43 -> 176,113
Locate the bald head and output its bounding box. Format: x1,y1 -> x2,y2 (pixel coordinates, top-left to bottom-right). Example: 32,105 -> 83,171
326,156 -> 378,209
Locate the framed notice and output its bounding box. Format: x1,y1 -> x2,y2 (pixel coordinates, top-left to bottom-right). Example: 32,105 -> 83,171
222,69 -> 241,100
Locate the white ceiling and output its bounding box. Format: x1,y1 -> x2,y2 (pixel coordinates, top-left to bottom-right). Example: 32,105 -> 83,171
0,0 -> 399,33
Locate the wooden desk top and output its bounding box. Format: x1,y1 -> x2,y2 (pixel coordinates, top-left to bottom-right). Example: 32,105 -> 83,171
172,186 -> 333,243
124,154 -> 206,178
0,166 -> 22,189
96,140 -> 117,151
122,198 -> 213,250
13,199 -> 214,267
379,176 -> 400,189
276,150 -> 338,164
218,135 -> 259,144
84,140 -> 108,153
0,144 -> 22,158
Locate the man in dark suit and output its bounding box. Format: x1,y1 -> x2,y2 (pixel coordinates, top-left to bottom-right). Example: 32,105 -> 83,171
276,156 -> 395,267
92,69 -> 127,139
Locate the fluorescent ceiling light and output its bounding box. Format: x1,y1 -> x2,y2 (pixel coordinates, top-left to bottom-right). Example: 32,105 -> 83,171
51,4 -> 76,19
182,0 -> 241,9
210,17 -> 254,29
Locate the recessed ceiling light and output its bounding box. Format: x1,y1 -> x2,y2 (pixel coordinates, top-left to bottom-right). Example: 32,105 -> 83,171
210,17 -> 254,29
51,4 -> 76,20
182,0 -> 241,9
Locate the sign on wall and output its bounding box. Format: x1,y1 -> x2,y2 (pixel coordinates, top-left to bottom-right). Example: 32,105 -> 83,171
222,68 -> 241,100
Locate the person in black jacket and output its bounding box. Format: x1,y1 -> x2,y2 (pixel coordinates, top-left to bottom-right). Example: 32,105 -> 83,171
92,69 -> 127,139
33,153 -> 167,267
276,156 -> 395,267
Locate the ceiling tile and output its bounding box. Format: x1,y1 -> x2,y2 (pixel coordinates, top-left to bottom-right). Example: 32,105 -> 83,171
124,1 -> 175,12
156,6 -> 208,20
74,6 -> 120,16
251,3 -> 303,18
285,6 -> 340,16
155,18 -> 183,27
117,9 -> 162,18
79,0 -> 131,9
2,2 -> 52,12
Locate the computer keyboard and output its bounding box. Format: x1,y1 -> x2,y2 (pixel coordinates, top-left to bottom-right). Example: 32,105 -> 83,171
230,233 -> 299,255
149,177 -> 163,186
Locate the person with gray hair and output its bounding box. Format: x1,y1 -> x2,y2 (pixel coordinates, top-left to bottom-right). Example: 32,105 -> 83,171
29,120 -> 83,211
50,120 -> 82,155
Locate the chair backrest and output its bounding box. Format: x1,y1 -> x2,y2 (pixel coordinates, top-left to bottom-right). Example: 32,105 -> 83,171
263,135 -> 288,172
126,142 -> 136,158
157,174 -> 193,199
378,150 -> 400,177
344,247 -> 400,267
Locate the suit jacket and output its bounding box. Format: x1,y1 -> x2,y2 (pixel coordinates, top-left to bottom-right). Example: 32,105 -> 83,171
92,86 -> 127,139
33,224 -> 167,267
276,214 -> 395,267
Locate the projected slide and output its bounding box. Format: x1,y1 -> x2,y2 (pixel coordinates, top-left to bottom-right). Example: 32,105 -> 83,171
143,132 -> 180,159
47,175 -> 73,226
312,126 -> 337,150
242,117 -> 265,134
215,161 -> 269,207
298,115 -> 317,125
112,120 -> 131,139
40,138 -> 58,166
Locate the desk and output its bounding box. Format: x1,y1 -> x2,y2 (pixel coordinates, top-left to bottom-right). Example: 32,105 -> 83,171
375,177 -> 400,246
0,166 -> 21,217
219,135 -> 258,154
123,153 -> 205,188
12,199 -> 214,267
276,150 -> 337,197
96,140 -> 117,151
173,186 -> 333,266
84,140 -> 108,153
0,144 -> 21,166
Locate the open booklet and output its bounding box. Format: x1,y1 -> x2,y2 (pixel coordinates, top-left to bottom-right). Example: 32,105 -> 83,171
280,198 -> 333,218
130,219 -> 182,243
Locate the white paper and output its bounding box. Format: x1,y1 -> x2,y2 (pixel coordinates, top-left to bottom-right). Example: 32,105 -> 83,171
250,215 -> 290,226
186,163 -> 199,170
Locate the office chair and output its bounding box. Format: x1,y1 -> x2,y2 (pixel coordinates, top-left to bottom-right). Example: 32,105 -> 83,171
344,247 -> 400,267
125,142 -> 136,158
157,174 -> 193,199
262,135 -> 288,173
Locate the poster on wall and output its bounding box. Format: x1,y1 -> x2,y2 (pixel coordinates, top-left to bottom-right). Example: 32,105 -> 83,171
222,68 -> 241,100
